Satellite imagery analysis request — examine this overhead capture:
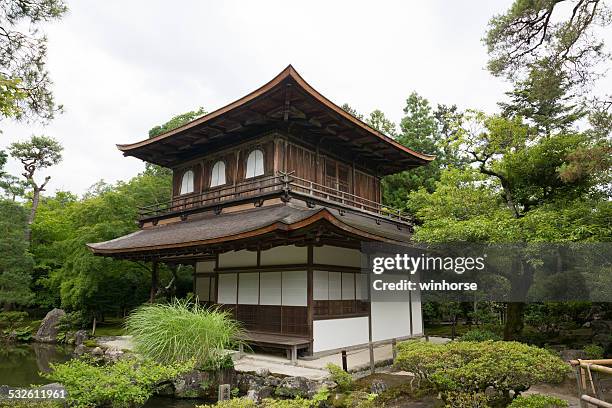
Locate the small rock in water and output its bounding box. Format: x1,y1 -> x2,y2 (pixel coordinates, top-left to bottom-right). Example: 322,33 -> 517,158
74,330 -> 89,346
73,344 -> 86,355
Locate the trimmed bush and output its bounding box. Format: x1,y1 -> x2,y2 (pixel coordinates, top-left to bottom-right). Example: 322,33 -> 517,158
197,398 -> 257,408
584,344 -> 604,359
326,363 -> 354,392
395,340 -> 569,404
459,328 -> 501,342
444,391 -> 490,408
197,397 -> 314,408
507,394 -> 568,408
43,356 -> 193,408
125,299 -> 243,369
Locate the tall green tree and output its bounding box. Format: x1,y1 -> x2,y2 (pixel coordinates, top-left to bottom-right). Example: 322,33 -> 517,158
9,135 -> 63,242
148,107 -> 206,138
0,199 -> 34,308
0,0 -> 68,123
29,109 -> 205,317
383,93 -> 464,210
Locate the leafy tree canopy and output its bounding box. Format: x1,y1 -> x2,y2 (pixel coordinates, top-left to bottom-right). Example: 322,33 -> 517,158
0,0 -> 68,123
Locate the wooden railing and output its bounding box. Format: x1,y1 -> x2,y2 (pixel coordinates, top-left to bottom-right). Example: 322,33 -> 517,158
570,359 -> 612,408
138,172 -> 411,224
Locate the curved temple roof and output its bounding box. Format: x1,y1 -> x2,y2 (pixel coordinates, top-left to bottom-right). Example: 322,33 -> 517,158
117,65 -> 434,175
88,203 -> 410,259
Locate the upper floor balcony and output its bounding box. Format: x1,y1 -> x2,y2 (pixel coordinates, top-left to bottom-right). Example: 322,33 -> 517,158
138,172 -> 412,226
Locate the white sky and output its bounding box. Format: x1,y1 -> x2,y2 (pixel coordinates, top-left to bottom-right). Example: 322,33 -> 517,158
0,0 -> 609,195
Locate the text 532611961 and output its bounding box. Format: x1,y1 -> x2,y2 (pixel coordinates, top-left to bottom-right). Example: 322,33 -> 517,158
0,386 -> 67,400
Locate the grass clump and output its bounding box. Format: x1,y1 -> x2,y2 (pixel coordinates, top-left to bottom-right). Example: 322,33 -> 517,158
507,394 -> 569,408
125,298 -> 243,370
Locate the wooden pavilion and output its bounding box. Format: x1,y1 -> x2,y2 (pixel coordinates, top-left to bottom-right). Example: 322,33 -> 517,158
89,65 -> 433,358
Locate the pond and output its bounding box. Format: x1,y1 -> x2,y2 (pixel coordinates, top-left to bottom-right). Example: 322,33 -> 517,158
0,342 -> 73,386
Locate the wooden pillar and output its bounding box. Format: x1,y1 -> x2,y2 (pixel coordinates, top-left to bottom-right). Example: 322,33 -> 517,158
306,245 -> 314,355
149,261 -> 159,303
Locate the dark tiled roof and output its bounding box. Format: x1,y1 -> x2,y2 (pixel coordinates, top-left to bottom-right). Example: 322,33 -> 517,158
88,203 -> 410,255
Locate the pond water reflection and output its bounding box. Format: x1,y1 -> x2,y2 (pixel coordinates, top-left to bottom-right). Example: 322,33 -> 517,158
0,342 -> 73,386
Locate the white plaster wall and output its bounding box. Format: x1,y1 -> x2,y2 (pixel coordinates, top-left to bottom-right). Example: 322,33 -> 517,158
217,273 -> 237,304
313,317 -> 369,352
238,273 -> 259,305
356,274 -> 365,300
196,261 -> 215,273
370,301 -> 413,341
342,273 -> 355,300
314,246 -> 360,267
260,245 -> 307,265
195,276 -> 211,301
328,272 -> 342,300
259,272 -> 281,305
281,271 -> 307,306
219,250 -> 257,268
410,282 -> 423,335
313,270 -> 328,300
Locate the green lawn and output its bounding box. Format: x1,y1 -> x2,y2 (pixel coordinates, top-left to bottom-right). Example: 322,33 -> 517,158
93,317 -> 126,337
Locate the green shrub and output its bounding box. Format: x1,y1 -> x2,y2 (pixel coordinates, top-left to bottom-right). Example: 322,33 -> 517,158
444,391 -> 490,408
197,398 -> 257,408
262,397 -> 313,408
342,391 -> 378,408
125,298 -> 243,370
507,394 -> 569,408
584,344 -> 604,359
83,339 -> 98,348
326,363 -> 354,392
395,340 -> 569,404
0,401 -> 62,408
58,311 -> 89,331
0,311 -> 28,330
11,325 -> 33,341
197,398 -> 315,408
459,328 -> 501,342
42,356 -> 193,408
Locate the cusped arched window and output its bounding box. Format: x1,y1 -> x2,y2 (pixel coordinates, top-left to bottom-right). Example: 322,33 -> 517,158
210,160 -> 226,187
245,149 -> 264,179
180,169 -> 195,195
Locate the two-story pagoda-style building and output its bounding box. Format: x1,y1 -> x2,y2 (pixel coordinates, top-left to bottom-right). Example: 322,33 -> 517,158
89,65 -> 434,359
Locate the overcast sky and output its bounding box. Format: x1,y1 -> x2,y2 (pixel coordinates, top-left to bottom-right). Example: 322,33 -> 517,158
0,1 -> 609,195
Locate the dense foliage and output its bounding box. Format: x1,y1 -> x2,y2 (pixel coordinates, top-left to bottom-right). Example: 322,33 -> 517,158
43,356 -> 194,408
507,394 -> 569,408
395,340 -> 569,405
0,200 -> 33,307
125,299 -> 243,369
326,363 -> 354,392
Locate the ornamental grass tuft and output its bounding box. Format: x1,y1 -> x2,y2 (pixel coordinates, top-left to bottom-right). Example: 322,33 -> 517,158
125,298 -> 243,369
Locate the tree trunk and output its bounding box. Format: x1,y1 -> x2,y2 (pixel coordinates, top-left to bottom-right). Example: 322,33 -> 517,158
149,261 -> 159,303
503,302 -> 525,340
25,186 -> 41,242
